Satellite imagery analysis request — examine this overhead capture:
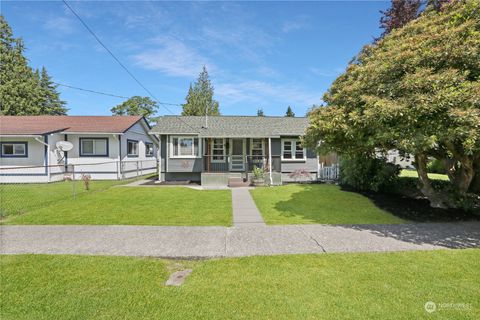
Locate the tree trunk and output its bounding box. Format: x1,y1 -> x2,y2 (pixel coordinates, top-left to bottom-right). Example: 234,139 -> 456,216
415,154 -> 448,208
469,160 -> 480,194
456,157 -> 475,194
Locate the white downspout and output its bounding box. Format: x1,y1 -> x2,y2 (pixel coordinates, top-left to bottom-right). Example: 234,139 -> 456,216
268,137 -> 273,186
35,136 -> 50,182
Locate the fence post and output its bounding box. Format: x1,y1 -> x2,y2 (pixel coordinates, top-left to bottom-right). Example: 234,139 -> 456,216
72,164 -> 76,200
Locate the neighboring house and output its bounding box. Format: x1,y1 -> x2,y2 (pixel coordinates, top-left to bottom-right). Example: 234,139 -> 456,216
0,116 -> 157,183
385,149 -> 414,169
149,116 -> 319,186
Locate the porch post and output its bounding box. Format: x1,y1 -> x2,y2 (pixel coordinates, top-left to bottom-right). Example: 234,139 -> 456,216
268,137 -> 273,185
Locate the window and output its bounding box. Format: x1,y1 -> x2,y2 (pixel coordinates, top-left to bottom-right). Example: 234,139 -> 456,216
281,139 -> 305,161
171,136 -> 200,158
250,138 -> 264,162
79,138 -> 108,157
127,140 -> 139,157
211,138 -> 225,162
145,142 -> 154,157
1,142 -> 27,157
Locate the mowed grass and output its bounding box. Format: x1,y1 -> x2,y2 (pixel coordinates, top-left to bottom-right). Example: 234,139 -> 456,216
0,179 -> 132,217
400,169 -> 449,181
2,250 -> 479,319
250,184 -> 404,224
4,187 -> 232,226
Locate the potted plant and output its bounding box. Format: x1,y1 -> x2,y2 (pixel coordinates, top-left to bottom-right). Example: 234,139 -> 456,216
251,165 -> 265,187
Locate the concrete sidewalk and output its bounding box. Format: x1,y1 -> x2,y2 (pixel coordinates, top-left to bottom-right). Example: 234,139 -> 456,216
231,188 -> 265,227
2,222 -> 479,258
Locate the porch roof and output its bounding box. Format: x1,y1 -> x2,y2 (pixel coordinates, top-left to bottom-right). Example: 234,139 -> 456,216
150,116 -> 309,138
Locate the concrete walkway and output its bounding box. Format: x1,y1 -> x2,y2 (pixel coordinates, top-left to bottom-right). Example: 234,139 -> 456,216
231,188 -> 265,227
2,222 -> 479,258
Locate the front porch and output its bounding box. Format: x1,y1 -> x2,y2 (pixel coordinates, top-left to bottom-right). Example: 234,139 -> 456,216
201,137 -> 281,186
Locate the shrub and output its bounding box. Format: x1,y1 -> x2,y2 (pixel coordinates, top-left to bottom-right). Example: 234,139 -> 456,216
339,154 -> 400,192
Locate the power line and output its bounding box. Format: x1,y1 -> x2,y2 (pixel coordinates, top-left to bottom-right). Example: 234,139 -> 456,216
54,82 -> 129,99
61,0 -> 195,130
54,82 -> 183,107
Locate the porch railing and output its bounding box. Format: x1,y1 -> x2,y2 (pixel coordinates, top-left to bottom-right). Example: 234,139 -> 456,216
202,155 -> 281,173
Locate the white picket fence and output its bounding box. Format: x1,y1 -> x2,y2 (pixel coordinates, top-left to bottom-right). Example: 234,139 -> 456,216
318,163 -> 339,181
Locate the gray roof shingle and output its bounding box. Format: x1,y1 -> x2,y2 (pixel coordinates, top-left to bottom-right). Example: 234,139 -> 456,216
149,116 -> 309,138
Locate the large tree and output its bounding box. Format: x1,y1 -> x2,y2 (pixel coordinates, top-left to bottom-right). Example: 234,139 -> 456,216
305,0 -> 480,208
0,15 -> 67,115
182,66 -> 220,116
111,96 -> 158,122
379,0 -> 421,37
38,67 -> 67,115
257,108 -> 265,116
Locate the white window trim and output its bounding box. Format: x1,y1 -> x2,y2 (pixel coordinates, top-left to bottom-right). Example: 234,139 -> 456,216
1,142 -> 27,157
211,138 -> 226,163
127,140 -> 139,157
249,138 -> 265,157
281,138 -> 306,162
170,136 -> 201,159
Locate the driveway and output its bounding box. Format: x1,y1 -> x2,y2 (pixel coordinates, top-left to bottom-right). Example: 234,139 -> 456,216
1,222 -> 479,258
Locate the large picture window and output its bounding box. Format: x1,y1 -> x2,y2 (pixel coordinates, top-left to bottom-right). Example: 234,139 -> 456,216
127,140 -> 139,157
211,138 -> 225,162
281,139 -> 305,161
1,142 -> 27,157
145,142 -> 154,157
171,136 -> 199,158
80,138 -> 108,157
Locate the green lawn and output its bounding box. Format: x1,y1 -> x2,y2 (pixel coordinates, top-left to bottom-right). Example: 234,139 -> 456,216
400,169 -> 449,181
2,250 -> 479,319
0,179 -> 131,217
3,187 -> 232,226
250,184 -> 404,224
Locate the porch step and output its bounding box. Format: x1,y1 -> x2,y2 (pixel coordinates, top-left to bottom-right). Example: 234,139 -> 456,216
228,177 -> 250,188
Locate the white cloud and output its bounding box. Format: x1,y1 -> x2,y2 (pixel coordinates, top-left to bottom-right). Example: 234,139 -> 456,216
44,17 -> 76,35
282,16 -> 309,33
132,37 -> 213,78
216,80 -> 321,108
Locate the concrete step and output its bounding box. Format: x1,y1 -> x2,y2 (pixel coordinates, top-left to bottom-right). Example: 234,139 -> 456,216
228,177 -> 250,187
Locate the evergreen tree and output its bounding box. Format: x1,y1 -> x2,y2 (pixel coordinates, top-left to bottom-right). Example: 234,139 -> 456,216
379,0 -> 421,37
285,106 -> 295,117
38,67 -> 67,115
0,15 -> 67,115
181,66 -> 220,116
111,96 -> 158,123
257,108 -> 265,116
0,15 -> 41,115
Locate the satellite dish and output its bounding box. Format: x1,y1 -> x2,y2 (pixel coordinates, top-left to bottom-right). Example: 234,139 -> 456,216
56,141 -> 74,152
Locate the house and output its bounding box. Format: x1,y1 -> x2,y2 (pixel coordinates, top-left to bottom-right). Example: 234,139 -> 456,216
0,115 -> 158,183
149,116 -> 320,186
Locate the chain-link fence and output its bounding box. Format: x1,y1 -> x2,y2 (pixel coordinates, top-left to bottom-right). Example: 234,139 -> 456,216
0,160 -> 157,218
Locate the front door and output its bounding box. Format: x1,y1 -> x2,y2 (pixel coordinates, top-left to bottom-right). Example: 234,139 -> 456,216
230,139 -> 245,171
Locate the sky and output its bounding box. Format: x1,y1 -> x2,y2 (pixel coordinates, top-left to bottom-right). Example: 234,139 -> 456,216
3,0 -> 389,117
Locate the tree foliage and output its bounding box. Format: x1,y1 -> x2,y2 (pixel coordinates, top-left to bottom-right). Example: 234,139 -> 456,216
379,0 -> 421,37
285,106 -> 295,117
182,66 -> 220,116
0,15 -> 67,115
111,96 -> 158,122
305,1 -> 480,208
257,108 -> 265,116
